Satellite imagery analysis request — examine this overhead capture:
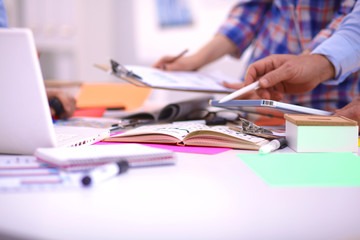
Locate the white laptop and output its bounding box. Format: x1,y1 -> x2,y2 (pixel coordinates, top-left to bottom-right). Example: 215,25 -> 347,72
0,28 -> 110,155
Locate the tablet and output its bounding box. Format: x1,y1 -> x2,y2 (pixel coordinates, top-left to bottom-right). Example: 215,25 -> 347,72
209,99 -> 333,115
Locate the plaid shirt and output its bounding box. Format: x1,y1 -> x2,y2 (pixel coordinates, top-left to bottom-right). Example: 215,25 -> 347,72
218,0 -> 359,112
0,0 -> 7,27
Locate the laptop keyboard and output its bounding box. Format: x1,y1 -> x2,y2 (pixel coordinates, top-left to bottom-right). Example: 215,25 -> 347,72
55,133 -> 78,142
53,126 -> 110,148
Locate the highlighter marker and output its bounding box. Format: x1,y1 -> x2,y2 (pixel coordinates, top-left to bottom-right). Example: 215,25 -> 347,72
259,138 -> 287,154
81,161 -> 129,187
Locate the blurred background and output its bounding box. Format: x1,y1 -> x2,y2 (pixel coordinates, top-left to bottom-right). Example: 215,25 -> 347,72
4,0 -> 250,103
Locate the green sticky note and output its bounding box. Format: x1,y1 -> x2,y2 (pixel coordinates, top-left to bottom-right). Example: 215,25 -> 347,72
238,152 -> 360,187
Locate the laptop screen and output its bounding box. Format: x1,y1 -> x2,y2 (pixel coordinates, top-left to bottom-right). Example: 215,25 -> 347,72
0,28 -> 57,154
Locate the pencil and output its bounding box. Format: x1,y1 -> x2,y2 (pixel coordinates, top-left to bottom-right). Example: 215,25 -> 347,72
162,49 -> 188,70
171,49 -> 188,62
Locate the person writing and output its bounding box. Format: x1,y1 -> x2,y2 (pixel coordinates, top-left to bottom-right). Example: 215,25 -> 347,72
153,1 -> 359,112
242,1 -> 360,124
0,0 -> 76,119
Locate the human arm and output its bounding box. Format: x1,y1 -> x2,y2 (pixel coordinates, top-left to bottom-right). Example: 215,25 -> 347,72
311,0 -> 360,84
152,1 -> 272,71
239,1 -> 360,101
46,89 -> 76,119
152,34 -> 237,71
242,53 -> 335,100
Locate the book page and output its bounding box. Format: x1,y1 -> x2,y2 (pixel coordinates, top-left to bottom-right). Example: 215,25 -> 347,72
111,122 -> 209,143
184,125 -> 269,146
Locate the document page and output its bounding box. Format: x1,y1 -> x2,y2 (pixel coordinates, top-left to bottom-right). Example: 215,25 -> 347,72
126,65 -> 235,93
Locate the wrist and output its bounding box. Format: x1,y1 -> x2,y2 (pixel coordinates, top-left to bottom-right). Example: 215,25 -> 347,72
311,54 -> 336,83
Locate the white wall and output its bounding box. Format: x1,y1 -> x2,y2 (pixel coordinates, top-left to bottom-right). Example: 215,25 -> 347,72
131,0 -> 249,102
5,0 -> 250,103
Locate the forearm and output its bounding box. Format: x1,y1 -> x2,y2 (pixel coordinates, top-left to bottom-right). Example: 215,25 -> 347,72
193,34 -> 237,68
217,2 -> 271,57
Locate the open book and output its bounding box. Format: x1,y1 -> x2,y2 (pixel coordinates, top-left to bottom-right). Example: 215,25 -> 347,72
103,122 -> 270,150
95,60 -> 237,93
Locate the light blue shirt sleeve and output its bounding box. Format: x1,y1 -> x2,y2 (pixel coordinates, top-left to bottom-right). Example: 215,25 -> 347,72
0,0 -> 8,27
312,1 -> 360,85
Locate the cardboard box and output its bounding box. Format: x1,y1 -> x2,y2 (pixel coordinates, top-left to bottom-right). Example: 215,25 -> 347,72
284,114 -> 358,152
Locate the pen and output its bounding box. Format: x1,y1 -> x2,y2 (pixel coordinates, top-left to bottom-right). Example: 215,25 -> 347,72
81,161 -> 129,187
218,81 -> 260,103
259,137 -> 287,154
162,49 -> 189,70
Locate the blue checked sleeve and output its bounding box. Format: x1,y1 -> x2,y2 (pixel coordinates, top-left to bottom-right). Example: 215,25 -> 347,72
217,1 -> 272,58
312,0 -> 360,85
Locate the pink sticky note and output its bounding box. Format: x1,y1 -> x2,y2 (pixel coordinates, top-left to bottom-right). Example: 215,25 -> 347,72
94,141 -> 230,155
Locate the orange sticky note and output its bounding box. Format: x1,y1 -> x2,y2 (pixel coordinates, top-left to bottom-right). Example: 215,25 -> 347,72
76,83 -> 152,111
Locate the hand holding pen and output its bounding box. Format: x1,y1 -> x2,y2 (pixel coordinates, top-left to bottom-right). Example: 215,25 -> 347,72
152,49 -> 191,71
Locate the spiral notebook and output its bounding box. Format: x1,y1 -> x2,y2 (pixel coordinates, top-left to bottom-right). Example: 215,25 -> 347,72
34,144 -> 176,170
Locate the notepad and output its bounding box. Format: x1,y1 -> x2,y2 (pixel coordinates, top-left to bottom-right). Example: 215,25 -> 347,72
95,62 -> 236,93
238,152 -> 360,186
35,144 -> 176,170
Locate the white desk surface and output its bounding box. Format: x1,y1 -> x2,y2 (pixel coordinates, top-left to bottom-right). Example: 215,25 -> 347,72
1,147 -> 360,240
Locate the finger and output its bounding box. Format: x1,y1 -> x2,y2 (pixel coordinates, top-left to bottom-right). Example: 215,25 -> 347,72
234,90 -> 259,100
259,63 -> 295,89
256,88 -> 284,101
334,108 -> 356,121
163,62 -> 183,71
256,88 -> 271,100
222,81 -> 245,90
338,98 -> 360,112
152,56 -> 175,69
269,91 -> 284,101
244,58 -> 275,85
246,55 -> 288,84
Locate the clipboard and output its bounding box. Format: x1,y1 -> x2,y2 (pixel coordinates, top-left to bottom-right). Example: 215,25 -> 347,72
94,60 -> 234,93
209,99 -> 333,115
